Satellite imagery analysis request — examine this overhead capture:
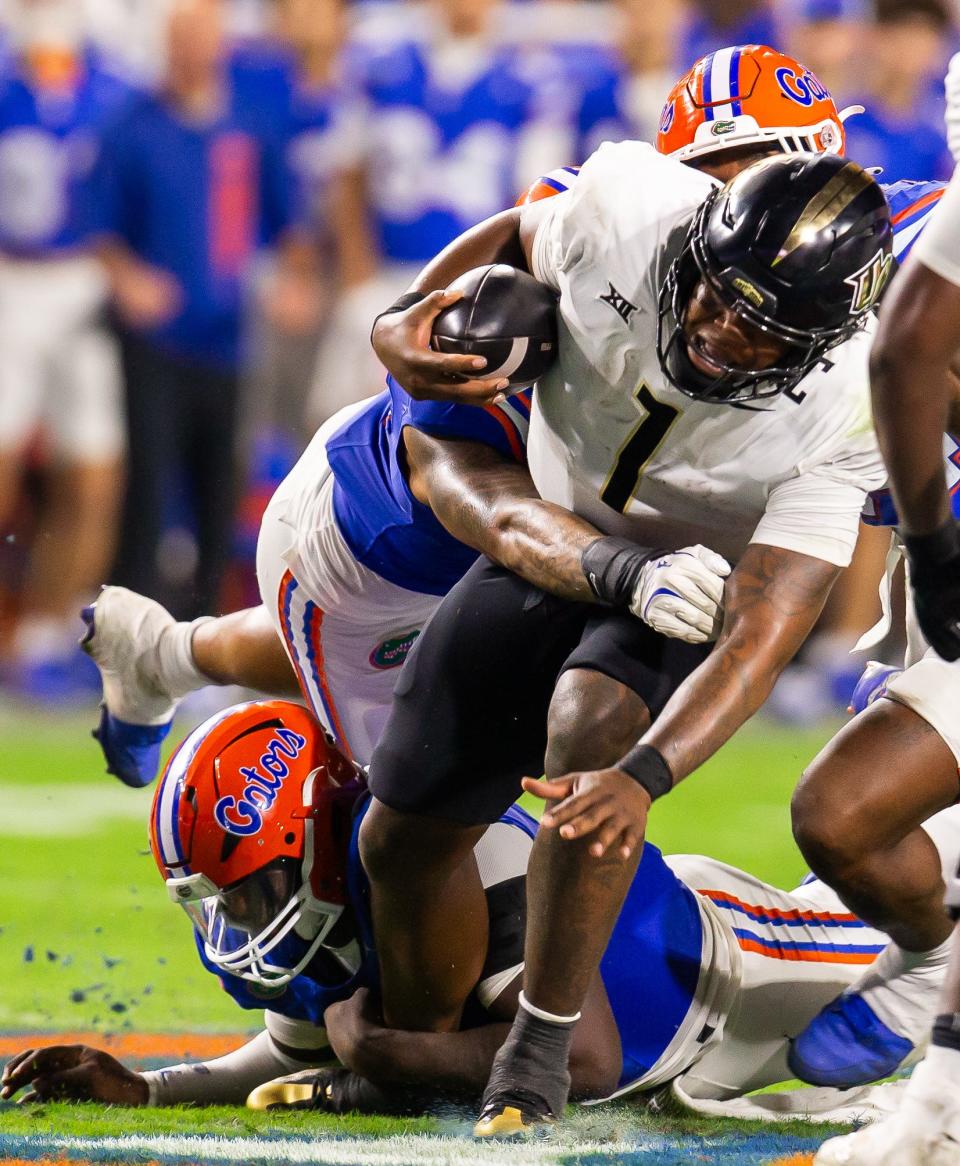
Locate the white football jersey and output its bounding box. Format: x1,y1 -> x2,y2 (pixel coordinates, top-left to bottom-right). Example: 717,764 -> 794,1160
524,141 -> 886,566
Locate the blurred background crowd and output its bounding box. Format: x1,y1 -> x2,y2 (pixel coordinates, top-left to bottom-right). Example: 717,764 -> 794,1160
0,0 -> 955,714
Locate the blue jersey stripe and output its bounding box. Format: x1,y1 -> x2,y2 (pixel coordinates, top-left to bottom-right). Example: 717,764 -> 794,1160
733,928 -> 885,957
711,897 -> 865,930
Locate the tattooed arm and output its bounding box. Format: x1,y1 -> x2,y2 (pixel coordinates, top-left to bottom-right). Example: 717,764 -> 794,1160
403,427 -> 599,601
641,543 -> 840,779
527,544 -> 839,858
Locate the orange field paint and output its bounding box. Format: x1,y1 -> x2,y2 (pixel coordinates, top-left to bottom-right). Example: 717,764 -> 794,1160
0,1032 -> 250,1060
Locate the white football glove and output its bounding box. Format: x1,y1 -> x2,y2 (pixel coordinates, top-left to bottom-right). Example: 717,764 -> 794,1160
945,51 -> 960,162
631,545 -> 731,644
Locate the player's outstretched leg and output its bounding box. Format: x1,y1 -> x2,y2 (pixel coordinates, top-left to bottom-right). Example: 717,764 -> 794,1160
475,668 -> 648,1137
790,695 -> 959,1087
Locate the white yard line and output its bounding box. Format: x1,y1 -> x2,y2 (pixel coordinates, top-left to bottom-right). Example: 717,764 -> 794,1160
11,1131 -> 670,1166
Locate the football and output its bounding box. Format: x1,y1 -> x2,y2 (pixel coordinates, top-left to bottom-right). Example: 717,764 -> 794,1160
431,263 -> 558,389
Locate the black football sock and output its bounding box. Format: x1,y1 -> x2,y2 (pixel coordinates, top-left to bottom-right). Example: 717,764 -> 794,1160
932,1013 -> 960,1053
481,993 -> 577,1119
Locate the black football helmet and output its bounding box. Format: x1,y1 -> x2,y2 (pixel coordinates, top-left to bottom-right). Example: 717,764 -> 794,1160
657,152 -> 893,404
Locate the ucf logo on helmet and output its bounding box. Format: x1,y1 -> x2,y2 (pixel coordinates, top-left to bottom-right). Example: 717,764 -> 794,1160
845,250 -> 894,313
213,728 -> 307,837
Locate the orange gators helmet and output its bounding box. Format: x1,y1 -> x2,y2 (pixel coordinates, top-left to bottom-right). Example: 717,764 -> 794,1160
657,45 -> 860,164
149,700 -> 363,987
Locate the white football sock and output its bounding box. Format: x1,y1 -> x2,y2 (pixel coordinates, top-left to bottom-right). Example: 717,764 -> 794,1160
153,617 -> 216,699
860,936 -> 953,1042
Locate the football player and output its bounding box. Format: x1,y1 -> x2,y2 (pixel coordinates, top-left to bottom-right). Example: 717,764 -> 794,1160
528,51 -> 957,1097
811,53 -> 960,1166
7,700 -> 960,1118
365,144 -> 895,1136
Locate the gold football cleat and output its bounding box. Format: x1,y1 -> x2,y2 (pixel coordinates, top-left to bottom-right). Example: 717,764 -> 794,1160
246,1072 -> 332,1111
474,1101 -> 554,1139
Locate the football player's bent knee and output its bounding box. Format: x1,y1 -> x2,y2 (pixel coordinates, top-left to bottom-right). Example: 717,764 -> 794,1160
546,669 -> 650,776
359,799 -> 477,883
791,777 -> 869,877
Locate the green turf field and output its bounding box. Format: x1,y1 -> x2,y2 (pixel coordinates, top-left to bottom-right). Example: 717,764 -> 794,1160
0,702 -> 850,1166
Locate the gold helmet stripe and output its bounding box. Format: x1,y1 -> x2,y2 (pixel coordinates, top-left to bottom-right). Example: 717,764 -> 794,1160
771,163 -> 874,267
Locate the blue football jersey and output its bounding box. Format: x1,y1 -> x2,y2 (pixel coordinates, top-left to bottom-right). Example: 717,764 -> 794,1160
883,178 -> 947,262
0,57 -> 131,255
358,41 -> 574,263
326,376 -> 532,595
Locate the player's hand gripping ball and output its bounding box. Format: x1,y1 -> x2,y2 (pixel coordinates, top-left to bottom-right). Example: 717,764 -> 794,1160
431,264 -> 558,391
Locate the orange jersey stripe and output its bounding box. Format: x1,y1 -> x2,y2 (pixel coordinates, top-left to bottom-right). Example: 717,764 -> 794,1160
700,888 -> 859,926
482,403 -> 525,462
891,187 -> 944,227
735,937 -> 877,964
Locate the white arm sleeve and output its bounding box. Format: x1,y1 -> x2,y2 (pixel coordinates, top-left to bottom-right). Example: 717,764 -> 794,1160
910,163 -> 960,288
140,1021 -> 330,1106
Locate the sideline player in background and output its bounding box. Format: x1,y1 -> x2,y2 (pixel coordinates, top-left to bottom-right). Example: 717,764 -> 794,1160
814,58 -> 960,1166
7,699 -> 958,1121
0,1 -> 129,699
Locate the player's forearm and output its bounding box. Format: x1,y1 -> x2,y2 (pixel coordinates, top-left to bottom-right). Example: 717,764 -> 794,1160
870,260 -> 958,536
415,438 -> 600,601
141,1030 -> 326,1106
347,1023 -> 510,1091
639,544 -> 839,781
406,209 -> 527,295
483,496 -> 605,601
871,350 -> 952,537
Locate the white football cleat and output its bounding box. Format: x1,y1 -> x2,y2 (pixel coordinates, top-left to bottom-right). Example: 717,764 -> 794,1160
814,1058 -> 960,1165
81,587 -> 179,788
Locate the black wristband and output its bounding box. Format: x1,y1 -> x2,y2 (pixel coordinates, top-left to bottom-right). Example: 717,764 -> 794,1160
617,743 -> 673,802
932,1012 -> 960,1053
581,536 -> 661,608
370,291 -> 428,342
903,518 -> 960,568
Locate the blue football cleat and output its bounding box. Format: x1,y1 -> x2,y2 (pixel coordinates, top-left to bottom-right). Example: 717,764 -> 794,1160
788,992 -> 914,1088
849,661 -> 902,715
92,707 -> 172,789
81,589 -> 180,787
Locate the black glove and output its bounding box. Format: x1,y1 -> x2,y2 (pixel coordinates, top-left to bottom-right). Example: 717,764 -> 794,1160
904,520 -> 960,662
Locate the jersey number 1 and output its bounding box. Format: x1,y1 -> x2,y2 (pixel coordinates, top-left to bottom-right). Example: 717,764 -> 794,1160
601,384 -> 680,512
